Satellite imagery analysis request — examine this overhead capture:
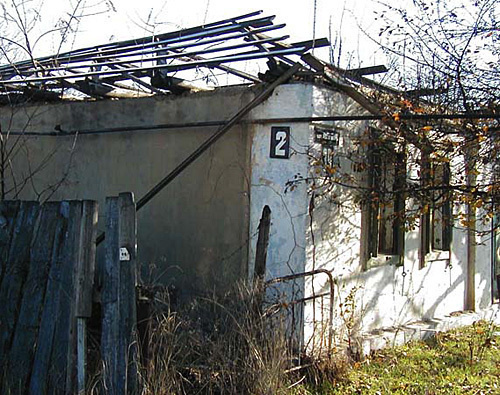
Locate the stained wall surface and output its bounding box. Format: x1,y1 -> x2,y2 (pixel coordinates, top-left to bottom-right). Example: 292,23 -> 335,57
0,86 -> 256,298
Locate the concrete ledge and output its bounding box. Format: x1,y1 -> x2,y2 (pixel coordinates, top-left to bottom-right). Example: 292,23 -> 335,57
358,305 -> 500,356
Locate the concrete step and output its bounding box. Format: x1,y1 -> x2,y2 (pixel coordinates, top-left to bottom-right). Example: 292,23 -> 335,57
358,305 -> 500,356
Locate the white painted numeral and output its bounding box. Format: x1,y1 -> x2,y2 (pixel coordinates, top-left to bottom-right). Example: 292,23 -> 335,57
275,131 -> 288,157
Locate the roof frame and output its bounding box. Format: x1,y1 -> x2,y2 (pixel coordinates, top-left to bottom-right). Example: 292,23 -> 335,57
0,11 -> 329,100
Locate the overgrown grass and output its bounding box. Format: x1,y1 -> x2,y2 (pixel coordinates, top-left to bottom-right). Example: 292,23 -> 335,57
140,284 -> 312,394
317,320 -> 500,394
91,282 -> 500,394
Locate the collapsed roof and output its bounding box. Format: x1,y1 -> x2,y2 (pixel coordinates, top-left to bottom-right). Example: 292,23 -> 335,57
3,9 -> 492,130
0,10 -> 332,102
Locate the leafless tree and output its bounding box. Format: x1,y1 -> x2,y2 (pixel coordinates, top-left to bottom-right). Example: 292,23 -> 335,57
0,0 -> 115,200
373,0 -> 499,111
301,0 -> 499,236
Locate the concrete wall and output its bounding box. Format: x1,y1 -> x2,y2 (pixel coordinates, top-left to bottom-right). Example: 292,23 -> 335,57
0,87 -> 256,299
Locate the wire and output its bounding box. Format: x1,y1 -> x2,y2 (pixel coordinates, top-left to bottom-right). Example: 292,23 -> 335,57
203,0 -> 211,26
312,0 -> 317,54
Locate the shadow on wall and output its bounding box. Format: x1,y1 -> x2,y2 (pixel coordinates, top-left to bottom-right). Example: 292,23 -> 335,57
306,193 -> 490,337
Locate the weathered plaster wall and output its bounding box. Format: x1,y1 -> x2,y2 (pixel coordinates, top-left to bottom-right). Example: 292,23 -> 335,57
0,87 -> 255,298
1,81 -> 494,338
304,85 -> 370,349
476,212 -> 494,310
246,83 -> 314,340
247,83 -> 313,283
475,161 -> 495,310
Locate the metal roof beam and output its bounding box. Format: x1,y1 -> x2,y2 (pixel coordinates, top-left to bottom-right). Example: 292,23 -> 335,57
0,11 -> 265,69
0,14 -> 276,75
1,23 -> 286,77
4,34 -> 289,78
0,47 -> 305,85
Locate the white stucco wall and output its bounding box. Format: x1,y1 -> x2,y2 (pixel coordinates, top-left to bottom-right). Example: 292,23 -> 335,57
245,82 -> 496,352
247,84 -> 313,300
476,211 -> 494,310
301,84 -> 496,350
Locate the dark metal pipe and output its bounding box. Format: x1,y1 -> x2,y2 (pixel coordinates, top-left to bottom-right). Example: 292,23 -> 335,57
0,15 -> 277,77
135,61 -> 301,212
286,292 -> 330,305
8,113 -> 499,137
94,62 -> 302,245
0,47 -> 305,85
7,34 -> 289,77
5,24 -> 287,76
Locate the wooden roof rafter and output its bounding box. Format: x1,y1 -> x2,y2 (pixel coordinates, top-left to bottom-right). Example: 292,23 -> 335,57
0,10 -> 330,101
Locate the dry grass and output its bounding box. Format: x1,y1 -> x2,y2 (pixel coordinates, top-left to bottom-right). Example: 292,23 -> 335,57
85,282 -> 348,394
140,283 -> 300,394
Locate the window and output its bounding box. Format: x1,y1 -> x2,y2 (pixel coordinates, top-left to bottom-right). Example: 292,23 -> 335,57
362,130 -> 405,269
420,154 -> 452,266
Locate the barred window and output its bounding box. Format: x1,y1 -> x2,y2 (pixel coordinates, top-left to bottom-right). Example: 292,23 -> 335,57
420,154 -> 452,266
363,130 -> 405,269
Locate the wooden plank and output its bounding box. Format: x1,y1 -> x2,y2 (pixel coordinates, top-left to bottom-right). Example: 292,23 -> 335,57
0,201 -> 39,379
102,196 -> 120,394
75,200 -> 98,395
102,193 -> 138,394
47,201 -> 82,394
0,201 -> 20,286
254,205 -> 271,283
118,192 -> 138,394
345,64 -> 388,76
75,201 -> 98,318
76,318 -> 87,395
29,206 -> 66,395
405,87 -> 448,97
3,203 -> 59,393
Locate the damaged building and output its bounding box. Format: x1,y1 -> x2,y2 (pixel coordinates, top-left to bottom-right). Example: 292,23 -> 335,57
0,10 -> 499,354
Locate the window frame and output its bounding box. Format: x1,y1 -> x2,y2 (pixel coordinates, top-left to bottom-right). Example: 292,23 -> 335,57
419,153 -> 452,267
362,130 -> 406,270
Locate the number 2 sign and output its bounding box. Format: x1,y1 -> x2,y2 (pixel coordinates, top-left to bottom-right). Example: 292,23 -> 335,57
270,126 -> 290,159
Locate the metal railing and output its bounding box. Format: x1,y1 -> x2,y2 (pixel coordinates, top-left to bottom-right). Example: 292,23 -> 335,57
266,269 -> 335,352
